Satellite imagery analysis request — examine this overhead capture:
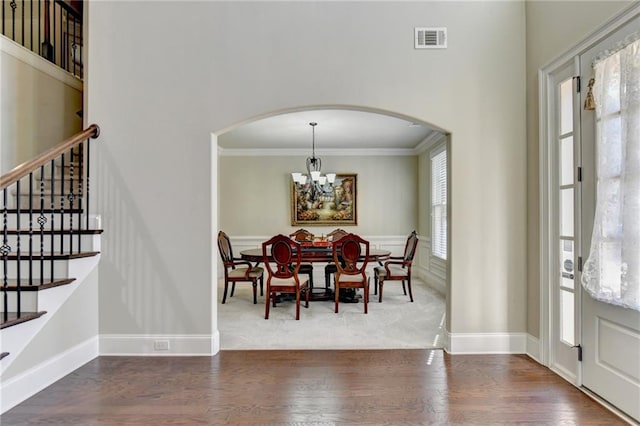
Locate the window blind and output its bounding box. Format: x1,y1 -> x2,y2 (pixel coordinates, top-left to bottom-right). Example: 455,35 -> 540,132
431,148 -> 447,260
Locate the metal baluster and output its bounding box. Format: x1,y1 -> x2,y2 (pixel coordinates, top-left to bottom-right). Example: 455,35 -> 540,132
10,0 -> 16,40
49,159 -> 55,280
21,0 -> 24,45
16,180 -> 21,318
77,142 -> 83,252
30,0 -> 33,50
59,153 -> 65,254
85,141 -> 90,231
38,0 -> 41,55
68,148 -> 74,254
2,189 -> 10,323
71,14 -> 76,76
39,165 -> 46,284
29,173 -> 34,286
64,7 -> 69,70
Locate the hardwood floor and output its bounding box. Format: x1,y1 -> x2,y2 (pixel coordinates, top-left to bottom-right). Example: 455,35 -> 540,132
1,350 -> 626,425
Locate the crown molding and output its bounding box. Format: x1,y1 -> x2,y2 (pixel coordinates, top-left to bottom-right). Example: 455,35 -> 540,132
218,147 -> 419,157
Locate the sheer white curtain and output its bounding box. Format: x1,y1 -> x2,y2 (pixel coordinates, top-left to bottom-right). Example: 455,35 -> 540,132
581,34 -> 640,311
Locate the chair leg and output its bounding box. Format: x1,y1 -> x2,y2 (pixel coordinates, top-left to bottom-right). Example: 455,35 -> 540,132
325,270 -> 331,289
230,283 -> 236,297
304,287 -> 310,308
265,291 -> 271,319
374,274 -> 378,295
334,283 -> 340,313
407,278 -> 414,302
222,281 -> 229,304
378,281 -> 384,303
402,281 -> 407,295
259,276 -> 264,296
252,282 -> 257,304
295,290 -> 301,320
307,272 -> 314,290
364,281 -> 369,314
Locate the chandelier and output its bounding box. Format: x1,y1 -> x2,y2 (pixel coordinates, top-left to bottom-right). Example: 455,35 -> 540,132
291,122 -> 336,202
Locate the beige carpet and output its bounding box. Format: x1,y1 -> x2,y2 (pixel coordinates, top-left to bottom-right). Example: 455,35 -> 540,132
218,278 -> 445,350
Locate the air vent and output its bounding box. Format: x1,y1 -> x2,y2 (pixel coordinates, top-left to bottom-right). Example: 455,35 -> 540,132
414,27 -> 447,49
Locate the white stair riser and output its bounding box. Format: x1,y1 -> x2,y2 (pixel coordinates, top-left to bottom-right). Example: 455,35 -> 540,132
1,261 -> 70,280
0,293 -> 38,313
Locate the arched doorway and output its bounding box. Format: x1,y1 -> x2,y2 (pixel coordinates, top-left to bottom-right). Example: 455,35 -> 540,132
213,105 -> 450,350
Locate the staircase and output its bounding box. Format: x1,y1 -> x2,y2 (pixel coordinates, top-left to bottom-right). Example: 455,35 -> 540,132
0,125 -> 101,374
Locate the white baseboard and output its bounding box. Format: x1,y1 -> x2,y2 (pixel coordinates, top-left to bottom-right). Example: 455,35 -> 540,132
99,334 -> 216,356
526,333 -> 542,363
445,331 -> 527,354
0,336 -> 98,414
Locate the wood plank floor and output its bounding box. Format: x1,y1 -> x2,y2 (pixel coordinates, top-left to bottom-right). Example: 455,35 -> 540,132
1,350 -> 627,425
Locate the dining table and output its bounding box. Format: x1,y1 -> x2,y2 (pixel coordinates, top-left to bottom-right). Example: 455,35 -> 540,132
240,245 -> 391,302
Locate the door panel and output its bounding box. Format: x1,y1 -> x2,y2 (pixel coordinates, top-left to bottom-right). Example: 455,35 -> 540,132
579,14 -> 640,422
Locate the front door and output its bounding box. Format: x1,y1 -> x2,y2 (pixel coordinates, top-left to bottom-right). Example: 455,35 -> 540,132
578,14 -> 640,422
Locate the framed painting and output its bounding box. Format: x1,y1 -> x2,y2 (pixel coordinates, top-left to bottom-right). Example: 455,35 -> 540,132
291,174 -> 357,226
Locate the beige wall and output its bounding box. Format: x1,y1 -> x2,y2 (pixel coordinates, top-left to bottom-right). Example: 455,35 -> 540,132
524,0 -> 634,338
219,155 -> 418,237
88,1 -> 527,343
0,42 -> 82,174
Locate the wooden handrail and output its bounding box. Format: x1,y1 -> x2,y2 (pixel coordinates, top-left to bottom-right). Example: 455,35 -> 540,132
0,124 -> 100,190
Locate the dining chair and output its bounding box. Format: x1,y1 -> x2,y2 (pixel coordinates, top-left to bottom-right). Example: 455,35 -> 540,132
288,228 -> 315,290
262,234 -> 310,320
217,231 -> 264,304
324,228 -> 349,289
332,233 -> 370,314
373,230 -> 419,303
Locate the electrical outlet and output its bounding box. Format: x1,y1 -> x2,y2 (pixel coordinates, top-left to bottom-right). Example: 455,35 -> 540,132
153,340 -> 170,351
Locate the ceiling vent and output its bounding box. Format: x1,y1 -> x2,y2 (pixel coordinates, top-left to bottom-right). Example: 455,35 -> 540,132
414,27 -> 447,49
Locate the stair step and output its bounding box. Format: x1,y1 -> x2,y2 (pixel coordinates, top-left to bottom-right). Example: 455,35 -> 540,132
4,251 -> 100,260
5,208 -> 83,214
0,352 -> 9,360
0,311 -> 47,329
4,229 -> 103,235
2,278 -> 76,291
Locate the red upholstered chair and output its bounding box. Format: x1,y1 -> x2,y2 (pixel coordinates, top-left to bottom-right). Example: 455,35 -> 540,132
262,234 -> 310,320
373,231 -> 419,303
332,233 -> 370,314
217,231 -> 264,304
288,229 -> 315,289
324,228 -> 349,288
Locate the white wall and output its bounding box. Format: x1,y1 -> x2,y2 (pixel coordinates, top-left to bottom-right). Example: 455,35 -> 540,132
219,155 -> 418,237
524,0 -> 634,338
87,1 -> 527,350
0,38 -> 82,173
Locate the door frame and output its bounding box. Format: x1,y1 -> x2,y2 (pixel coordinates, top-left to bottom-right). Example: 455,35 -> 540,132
538,2 -> 640,375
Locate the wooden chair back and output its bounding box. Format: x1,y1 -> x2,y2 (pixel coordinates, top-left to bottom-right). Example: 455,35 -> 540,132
263,234 -> 303,280
333,233 -> 369,276
289,228 -> 314,242
404,230 -> 419,262
217,231 -> 234,265
327,228 -> 348,242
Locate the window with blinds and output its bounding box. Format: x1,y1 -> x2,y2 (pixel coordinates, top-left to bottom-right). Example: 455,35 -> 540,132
431,147 -> 447,260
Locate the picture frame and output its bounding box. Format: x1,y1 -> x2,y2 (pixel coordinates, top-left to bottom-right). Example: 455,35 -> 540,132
291,174 -> 357,226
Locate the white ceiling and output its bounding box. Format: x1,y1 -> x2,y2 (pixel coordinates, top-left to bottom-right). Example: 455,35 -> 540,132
217,109 -> 440,152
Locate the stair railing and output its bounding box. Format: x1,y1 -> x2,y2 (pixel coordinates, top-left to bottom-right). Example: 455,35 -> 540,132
2,0 -> 83,78
0,124 -> 100,325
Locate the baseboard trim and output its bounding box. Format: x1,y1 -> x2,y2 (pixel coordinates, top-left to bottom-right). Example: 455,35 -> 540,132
99,334 -> 215,356
526,333 -> 541,363
446,331 -> 527,354
0,336 -> 98,414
